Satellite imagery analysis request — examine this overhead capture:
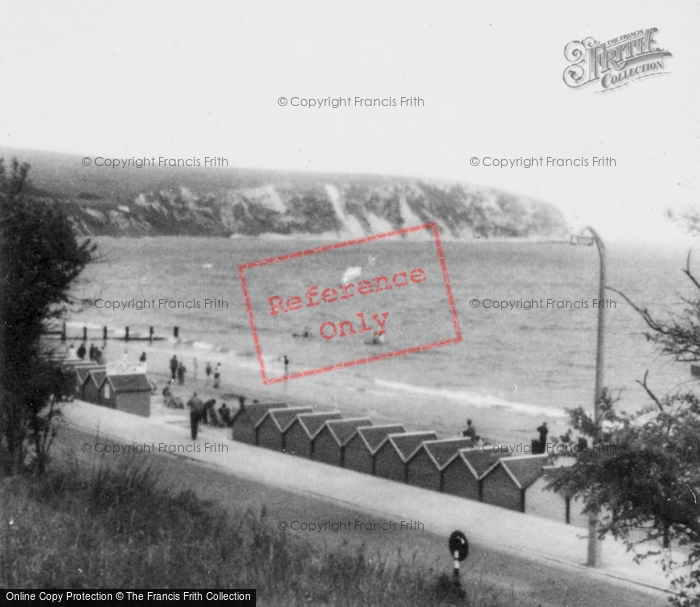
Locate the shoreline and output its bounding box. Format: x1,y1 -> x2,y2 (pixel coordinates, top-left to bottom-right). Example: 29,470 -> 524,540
53,325 -> 572,447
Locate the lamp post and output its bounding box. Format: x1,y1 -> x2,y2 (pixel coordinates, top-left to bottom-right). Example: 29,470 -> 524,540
583,226 -> 606,567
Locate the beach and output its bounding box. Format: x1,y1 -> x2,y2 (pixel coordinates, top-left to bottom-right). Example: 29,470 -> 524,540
58,236 -> 695,448
56,330 -> 581,447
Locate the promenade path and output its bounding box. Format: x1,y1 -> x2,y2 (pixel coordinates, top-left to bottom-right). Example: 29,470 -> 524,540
61,399 -> 680,604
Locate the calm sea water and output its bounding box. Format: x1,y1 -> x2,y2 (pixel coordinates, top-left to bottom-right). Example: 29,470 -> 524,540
74,236 -> 694,442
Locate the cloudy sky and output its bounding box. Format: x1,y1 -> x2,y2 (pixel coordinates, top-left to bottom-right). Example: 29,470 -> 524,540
1,0 -> 698,242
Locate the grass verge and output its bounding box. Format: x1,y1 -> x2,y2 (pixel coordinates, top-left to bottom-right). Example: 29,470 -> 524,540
0,456 -> 513,606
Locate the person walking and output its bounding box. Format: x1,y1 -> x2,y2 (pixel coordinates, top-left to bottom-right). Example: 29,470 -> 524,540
77,343 -> 86,360
170,355 -> 178,381
187,392 -> 204,440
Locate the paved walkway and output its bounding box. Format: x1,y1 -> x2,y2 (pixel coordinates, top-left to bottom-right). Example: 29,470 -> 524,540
62,399 -> 679,596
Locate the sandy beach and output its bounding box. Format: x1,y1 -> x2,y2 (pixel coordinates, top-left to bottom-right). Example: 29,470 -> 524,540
55,325 -> 571,447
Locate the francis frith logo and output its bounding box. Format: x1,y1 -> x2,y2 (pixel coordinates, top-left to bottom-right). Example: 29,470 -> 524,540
563,28 -> 672,92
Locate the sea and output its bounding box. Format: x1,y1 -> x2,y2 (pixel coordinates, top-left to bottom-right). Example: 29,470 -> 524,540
70,235 -> 695,445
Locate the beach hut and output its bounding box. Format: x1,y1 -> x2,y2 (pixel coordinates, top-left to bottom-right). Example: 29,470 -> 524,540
285,412 -> 343,458
97,374 -> 152,417
343,424 -> 405,475
230,402 -> 287,445
524,465 -> 591,527
73,364 -> 105,399
313,418 -> 373,467
524,466 -> 570,523
442,449 -> 501,501
256,407 -> 313,452
374,431 -> 438,483
82,369 -> 107,404
406,437 -> 474,492
481,454 -> 550,512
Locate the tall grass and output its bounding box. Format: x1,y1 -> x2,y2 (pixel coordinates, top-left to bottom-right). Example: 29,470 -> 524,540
0,458 -> 513,606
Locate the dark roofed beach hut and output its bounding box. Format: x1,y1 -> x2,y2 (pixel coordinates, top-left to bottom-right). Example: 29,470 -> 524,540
442,449 -> 502,501
481,454 -> 550,512
73,365 -> 105,400
285,412 -> 343,458
98,374 -> 152,417
231,402 -> 287,445
257,407 -> 313,452
374,431 -> 438,483
343,424 -> 405,475
82,369 -> 107,404
406,437 -> 474,492
314,418 -> 373,467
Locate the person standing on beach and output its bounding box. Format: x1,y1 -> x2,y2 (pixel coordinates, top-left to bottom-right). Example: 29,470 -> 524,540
77,343 -> 86,360
170,355 -> 178,381
213,363 -> 221,388
187,392 -> 204,440
192,357 -> 199,381
283,355 -> 289,374
205,361 -> 212,382
462,419 -> 477,441
537,422 -> 549,453
177,361 -> 187,385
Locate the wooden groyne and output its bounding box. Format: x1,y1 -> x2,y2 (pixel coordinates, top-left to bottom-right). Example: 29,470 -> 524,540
46,323 -> 182,343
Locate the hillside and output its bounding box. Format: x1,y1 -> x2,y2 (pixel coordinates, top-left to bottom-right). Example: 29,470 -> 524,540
1,148 -> 570,240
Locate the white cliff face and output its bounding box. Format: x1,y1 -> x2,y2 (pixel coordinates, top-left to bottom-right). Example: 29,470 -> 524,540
324,184 -> 365,238
239,185 -> 287,214
11,148 -> 570,239
68,179 -> 571,239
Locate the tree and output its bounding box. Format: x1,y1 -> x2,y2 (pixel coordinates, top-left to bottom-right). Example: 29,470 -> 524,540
551,252 -> 700,606
0,158 -> 96,475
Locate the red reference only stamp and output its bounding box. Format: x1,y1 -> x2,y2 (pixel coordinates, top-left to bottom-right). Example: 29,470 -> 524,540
238,223 -> 461,384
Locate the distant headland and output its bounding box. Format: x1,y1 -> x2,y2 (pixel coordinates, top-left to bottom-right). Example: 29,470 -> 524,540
1,148 -> 571,240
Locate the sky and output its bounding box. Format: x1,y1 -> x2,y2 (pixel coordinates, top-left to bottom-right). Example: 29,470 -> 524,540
0,0 -> 698,243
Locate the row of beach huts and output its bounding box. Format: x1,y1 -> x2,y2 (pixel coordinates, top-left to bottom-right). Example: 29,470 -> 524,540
61,359 -> 152,417
230,402 -> 589,528
58,358 -> 587,527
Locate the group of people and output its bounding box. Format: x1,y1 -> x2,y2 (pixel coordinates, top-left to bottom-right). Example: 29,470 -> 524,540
169,356 -> 221,387
68,342 -> 106,364
186,392 -> 233,439
462,418 -> 562,454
